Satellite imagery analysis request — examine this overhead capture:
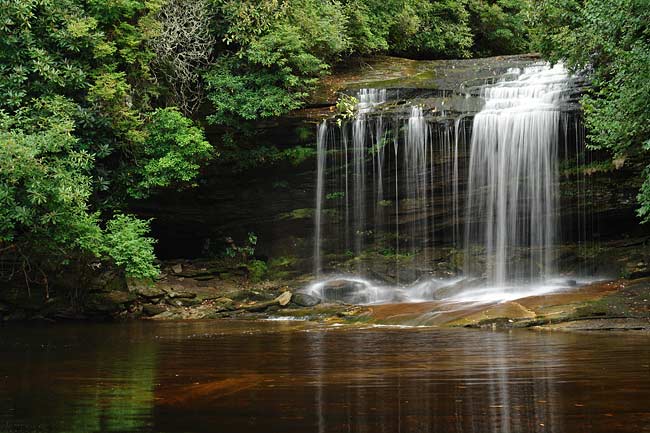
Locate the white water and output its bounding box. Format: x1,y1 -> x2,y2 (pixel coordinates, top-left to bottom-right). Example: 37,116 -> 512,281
311,63 -> 587,304
465,63 -> 570,287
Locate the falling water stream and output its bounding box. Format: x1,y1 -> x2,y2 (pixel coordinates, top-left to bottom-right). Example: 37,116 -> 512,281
310,63 -> 589,304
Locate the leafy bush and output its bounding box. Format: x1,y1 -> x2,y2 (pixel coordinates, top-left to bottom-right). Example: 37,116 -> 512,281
128,108 -> 214,199
103,215 -> 159,279
0,116 -> 159,279
246,260 -> 268,282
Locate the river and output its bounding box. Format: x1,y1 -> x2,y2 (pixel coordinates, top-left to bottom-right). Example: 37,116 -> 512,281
1,321 -> 648,432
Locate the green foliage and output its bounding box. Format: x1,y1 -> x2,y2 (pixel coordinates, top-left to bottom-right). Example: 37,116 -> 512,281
637,168 -> 650,223
216,131 -> 315,171
326,192 -> 345,200
205,56 -> 308,125
0,116 -> 100,255
335,93 -> 358,124
0,116 -> 159,278
207,0 -> 349,125
207,0 -> 531,126
224,232 -> 258,260
103,215 -> 159,278
342,0 -> 474,58
128,108 -> 214,199
245,259 -> 268,282
0,0 -> 209,287
467,0 -> 531,56
532,0 -> 650,221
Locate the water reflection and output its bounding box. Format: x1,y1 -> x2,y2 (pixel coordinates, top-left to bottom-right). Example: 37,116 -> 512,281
1,321 -> 649,433
0,324 -> 156,432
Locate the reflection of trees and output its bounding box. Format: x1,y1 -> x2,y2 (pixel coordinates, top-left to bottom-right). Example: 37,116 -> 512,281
69,344 -> 157,432
1,326 -> 157,433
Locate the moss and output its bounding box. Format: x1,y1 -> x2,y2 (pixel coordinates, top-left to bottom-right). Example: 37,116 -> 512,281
267,256 -> 300,280
278,208 -> 313,220
245,260 -> 268,283
278,208 -> 339,221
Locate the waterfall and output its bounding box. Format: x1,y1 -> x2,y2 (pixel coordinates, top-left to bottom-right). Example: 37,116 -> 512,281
314,120 -> 328,276
311,62 -> 585,301
464,64 -> 570,287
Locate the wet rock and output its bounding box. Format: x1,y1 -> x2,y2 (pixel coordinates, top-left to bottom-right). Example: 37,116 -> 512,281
214,297 -> 236,312
177,297 -> 203,307
142,304 -> 167,316
224,289 -> 274,302
292,293 -> 321,307
163,288 -> 197,299
431,278 -> 486,300
85,291 -> 137,314
629,264 -> 650,279
320,280 -> 368,303
88,269 -> 127,293
131,285 -> 166,300
39,297 -> 77,319
171,263 -> 183,274
150,310 -> 182,320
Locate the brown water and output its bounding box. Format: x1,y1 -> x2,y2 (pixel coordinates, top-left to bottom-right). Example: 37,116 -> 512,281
0,320 -> 649,433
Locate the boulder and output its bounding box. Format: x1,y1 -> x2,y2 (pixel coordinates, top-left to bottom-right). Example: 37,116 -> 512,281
320,279 -> 368,303
276,291 -> 292,306
131,285 -> 166,300
88,269 -> 127,293
177,297 -> 203,307
171,263 -> 183,274
85,291 -> 137,314
142,304 -> 167,316
292,293 -> 321,307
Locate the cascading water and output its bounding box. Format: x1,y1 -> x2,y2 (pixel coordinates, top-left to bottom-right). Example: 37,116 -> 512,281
310,62 -> 588,304
464,64 -> 570,287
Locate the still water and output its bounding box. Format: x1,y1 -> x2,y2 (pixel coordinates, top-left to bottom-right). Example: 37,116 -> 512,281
1,320 -> 649,433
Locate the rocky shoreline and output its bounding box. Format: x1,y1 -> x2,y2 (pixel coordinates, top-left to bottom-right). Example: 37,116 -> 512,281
2,258 -> 648,333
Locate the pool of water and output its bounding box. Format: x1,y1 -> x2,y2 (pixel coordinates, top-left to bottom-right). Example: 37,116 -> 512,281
1,320 -> 649,432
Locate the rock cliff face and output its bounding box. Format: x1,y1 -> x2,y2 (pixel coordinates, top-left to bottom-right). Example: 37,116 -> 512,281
139,54 -> 649,283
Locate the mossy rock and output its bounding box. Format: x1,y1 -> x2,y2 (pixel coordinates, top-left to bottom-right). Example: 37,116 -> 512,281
130,285 -> 166,300
142,303 -> 167,316
89,270 -> 127,293
84,291 -> 137,314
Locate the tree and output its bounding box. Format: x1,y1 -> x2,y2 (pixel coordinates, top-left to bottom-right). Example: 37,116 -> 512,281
532,0 -> 650,221
151,0 -> 215,115
0,0 -> 213,286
